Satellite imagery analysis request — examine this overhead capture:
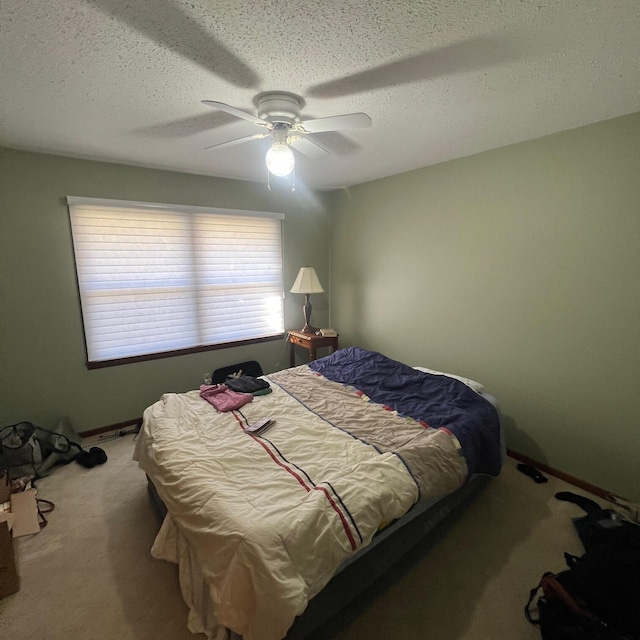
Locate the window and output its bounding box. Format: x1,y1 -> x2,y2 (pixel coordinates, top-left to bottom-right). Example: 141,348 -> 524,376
68,197 -> 284,367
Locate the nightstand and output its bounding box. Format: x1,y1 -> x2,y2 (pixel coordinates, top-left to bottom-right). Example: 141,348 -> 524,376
288,330 -> 339,367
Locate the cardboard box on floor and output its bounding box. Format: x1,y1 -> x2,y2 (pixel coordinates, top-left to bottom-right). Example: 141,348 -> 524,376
0,520 -> 19,599
9,489 -> 40,537
0,472 -> 41,600
0,472 -> 9,504
0,471 -> 41,538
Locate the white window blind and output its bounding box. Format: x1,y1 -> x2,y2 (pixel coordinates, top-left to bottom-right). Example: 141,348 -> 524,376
68,197 -> 284,364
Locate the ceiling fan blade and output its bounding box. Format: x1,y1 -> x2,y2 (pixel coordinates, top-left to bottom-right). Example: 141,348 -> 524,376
202,101 -> 270,127
308,36 -> 521,98
86,0 -> 259,89
295,112 -> 372,134
288,136 -> 329,159
205,132 -> 270,151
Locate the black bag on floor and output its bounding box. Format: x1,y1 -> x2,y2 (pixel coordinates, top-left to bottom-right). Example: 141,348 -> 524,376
0,421 -> 107,478
526,569 -> 629,639
1,422 -> 48,479
526,492 -> 640,640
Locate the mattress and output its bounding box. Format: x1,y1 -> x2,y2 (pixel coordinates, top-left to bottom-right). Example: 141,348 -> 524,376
134,347 -> 502,640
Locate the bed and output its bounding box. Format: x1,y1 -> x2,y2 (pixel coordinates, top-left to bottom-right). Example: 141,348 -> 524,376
134,346 -> 503,640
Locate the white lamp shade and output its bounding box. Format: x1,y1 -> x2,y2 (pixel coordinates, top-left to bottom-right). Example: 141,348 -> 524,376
290,267 -> 324,294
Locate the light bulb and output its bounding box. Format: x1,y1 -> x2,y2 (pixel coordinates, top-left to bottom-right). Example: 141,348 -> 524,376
265,144 -> 295,177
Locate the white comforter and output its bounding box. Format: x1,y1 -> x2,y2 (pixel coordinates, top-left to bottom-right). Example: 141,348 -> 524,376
135,368 -> 466,640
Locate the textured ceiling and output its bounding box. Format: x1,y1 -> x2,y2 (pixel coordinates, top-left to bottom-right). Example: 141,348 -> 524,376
1,1 -> 639,190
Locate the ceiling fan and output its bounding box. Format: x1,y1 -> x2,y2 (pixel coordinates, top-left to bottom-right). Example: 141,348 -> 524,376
202,92 -> 372,178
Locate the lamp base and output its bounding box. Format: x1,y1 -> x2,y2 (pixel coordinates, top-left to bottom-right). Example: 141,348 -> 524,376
300,294 -> 317,334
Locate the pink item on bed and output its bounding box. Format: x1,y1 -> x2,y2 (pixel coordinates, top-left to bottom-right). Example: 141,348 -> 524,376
199,384 -> 253,412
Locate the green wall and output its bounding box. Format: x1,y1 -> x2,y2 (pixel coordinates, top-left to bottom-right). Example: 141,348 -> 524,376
3,113 -> 639,501
0,148 -> 330,432
329,112 -> 640,502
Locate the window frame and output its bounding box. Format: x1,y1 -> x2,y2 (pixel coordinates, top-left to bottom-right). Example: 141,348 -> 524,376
67,196 -> 285,369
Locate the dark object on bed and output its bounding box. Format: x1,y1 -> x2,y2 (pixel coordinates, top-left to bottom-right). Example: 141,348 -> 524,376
225,375 -> 270,394
211,360 -> 263,384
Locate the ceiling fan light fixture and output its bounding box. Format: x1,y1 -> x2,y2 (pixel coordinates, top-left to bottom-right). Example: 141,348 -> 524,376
265,143 -> 295,177
203,92 -> 371,182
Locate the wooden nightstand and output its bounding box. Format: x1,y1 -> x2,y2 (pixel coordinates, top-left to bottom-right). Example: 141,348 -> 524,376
288,330 -> 339,367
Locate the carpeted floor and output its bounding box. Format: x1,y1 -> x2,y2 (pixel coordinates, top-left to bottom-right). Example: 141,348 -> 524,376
0,433 -> 607,640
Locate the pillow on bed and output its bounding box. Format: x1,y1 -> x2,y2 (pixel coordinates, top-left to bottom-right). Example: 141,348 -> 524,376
413,366 -> 485,393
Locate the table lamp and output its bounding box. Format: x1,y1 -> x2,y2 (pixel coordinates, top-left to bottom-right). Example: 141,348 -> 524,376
290,267 -> 324,333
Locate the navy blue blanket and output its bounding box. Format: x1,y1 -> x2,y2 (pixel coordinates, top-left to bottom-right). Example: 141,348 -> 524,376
309,347 -> 502,476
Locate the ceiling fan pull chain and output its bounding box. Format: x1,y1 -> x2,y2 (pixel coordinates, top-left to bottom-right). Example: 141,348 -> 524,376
291,167 -> 296,192
267,168 -> 272,191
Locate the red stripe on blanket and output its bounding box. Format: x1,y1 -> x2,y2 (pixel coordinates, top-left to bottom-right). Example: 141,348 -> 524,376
231,413 -> 357,551
231,412 -> 311,492
256,438 -> 313,492
313,486 -> 357,551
